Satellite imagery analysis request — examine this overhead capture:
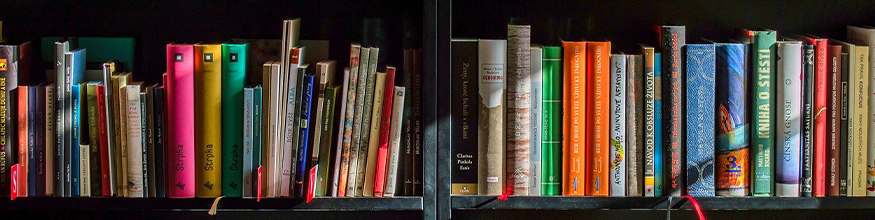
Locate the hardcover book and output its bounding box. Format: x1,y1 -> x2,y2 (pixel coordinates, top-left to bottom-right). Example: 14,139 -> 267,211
686,44 -> 716,197
166,44 -> 196,198
145,86 -> 156,197
451,39 -> 478,195
641,45 -> 657,197
506,24 -> 532,195
194,44 -> 222,198
626,54 -> 644,196
801,44 -> 815,197
840,41 -> 869,197
660,26 -> 685,196
478,39 -> 506,196
715,43 -> 749,196
587,41 -> 611,196
562,41 -> 585,196
735,29 -> 777,196
845,25 -> 875,196
775,41 -> 802,197
222,43 -> 247,197
0,45 -> 17,196
609,54 -> 627,197
530,45 -> 543,196
542,46 -> 562,196
801,36 -> 828,198
99,61 -> 119,196
827,44 -> 843,196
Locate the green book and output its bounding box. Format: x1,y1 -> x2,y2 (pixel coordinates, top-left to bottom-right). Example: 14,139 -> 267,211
221,43 -> 248,197
316,86 -> 340,196
542,46 -> 562,195
86,81 -> 102,195
748,30 -> 776,196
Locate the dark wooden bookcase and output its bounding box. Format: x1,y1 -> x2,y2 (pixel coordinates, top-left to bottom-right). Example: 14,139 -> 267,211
435,0 -> 875,219
0,0 -> 440,219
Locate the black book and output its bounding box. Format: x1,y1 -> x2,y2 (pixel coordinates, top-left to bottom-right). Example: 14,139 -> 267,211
411,49 -> 423,196
801,44 -> 814,197
146,86 -> 156,197
399,49 -> 414,196
660,25 -> 685,196
35,85 -> 46,196
839,52 -> 849,196
0,45 -> 18,196
450,39 -> 479,195
153,86 -> 166,197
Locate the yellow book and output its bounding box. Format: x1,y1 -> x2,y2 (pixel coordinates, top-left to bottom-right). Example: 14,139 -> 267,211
363,72 -> 387,196
195,44 -> 223,197
852,46 -> 869,197
114,73 -> 131,197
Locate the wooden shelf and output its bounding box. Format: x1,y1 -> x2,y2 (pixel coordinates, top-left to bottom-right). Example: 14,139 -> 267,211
0,196 -> 423,212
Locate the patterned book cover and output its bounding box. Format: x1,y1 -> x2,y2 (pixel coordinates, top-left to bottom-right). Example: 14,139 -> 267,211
530,46 -> 543,196
0,45 -> 17,196
346,47 -> 369,197
194,44 -> 222,197
716,43 -> 749,196
339,45 -> 362,197
641,45 -> 657,197
801,44 -> 815,197
735,29 -> 777,196
845,26 -> 875,196
354,48 -> 379,196
222,43 -> 247,197
776,41 -> 802,197
506,24 -> 532,195
660,26 -> 685,196
478,39 -> 506,196
801,37 -> 829,198
626,54 -> 644,196
685,44 -> 716,197
363,71 -> 387,196
609,54 -> 626,197
384,86 -> 405,197
827,44 -> 843,196
561,41 -> 585,196
542,46 -> 562,196
166,44 -> 196,198
587,41 -> 611,197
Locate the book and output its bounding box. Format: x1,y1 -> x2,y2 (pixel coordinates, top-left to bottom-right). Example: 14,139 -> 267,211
194,44 -> 222,197
653,52 -> 664,197
330,68 -> 350,196
95,84 -> 111,196
309,60 -> 332,195
530,45 -> 543,196
776,41 -> 802,197
384,87 -> 405,197
542,46 -> 562,196
801,36 -> 829,198
17,86 -> 29,197
478,39 -> 506,196
840,51 -> 850,196
71,84 -> 80,196
295,73 -> 315,197
715,43 -> 749,196
66,47 -> 86,197
626,54 -> 644,197
355,48 -> 379,196
840,40 -> 869,196
609,54 -> 627,197
140,92 -> 148,197
242,88 -> 254,198
153,86 -> 166,198
46,84 -> 55,196
282,47 -> 306,197
827,44 -> 842,196
112,73 -> 131,197
316,85 -> 339,196
56,38 -> 78,197
735,29 -> 777,196
145,86 -> 156,197
260,61 -> 277,197
374,67 -> 397,197
222,43 -> 247,197
166,44 -> 196,198
100,61 -> 119,196
562,41 -> 585,196
0,45 -> 17,197
801,44 -> 814,197
641,45 -> 657,197
364,70 -> 388,197
77,85 -> 87,196
346,47 -> 370,197
412,49 -> 423,195
251,87 -> 263,198
660,26 -> 685,196
587,41 -> 610,197
398,48 -> 414,196
685,44 -> 716,197
339,45 -> 362,197
86,82 -> 102,195
36,85 -> 45,196
507,24 -> 532,195
123,83 -> 144,197
451,39 -> 479,195
845,25 -> 875,196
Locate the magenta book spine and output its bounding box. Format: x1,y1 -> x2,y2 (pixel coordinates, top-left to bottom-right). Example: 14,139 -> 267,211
166,44 -> 196,198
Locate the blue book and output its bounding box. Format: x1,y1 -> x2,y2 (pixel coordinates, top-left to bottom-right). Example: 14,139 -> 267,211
63,48 -> 86,197
685,44 -> 716,197
27,86 -> 37,196
71,84 -> 81,196
715,43 -> 749,196
295,74 -> 315,197
654,53 -> 664,196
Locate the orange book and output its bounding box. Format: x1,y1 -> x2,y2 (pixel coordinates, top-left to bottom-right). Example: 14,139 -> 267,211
586,41 -> 610,196
562,41 -> 586,196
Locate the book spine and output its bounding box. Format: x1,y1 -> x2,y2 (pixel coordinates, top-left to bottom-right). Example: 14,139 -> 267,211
626,54 -> 644,196
243,88 -> 254,198
331,69 -> 350,197
660,26 -> 685,196
71,85 -> 79,196
87,84 -> 101,195
412,49 -> 423,195
141,93 -> 149,196
78,85 -> 87,196
827,45 -> 842,196
96,85 -> 110,196
374,68 -> 397,197
154,87 -> 166,198
398,49 -> 413,197
125,86 -> 144,197
802,45 -> 815,197
112,74 -> 128,197
529,46 -> 543,196
587,41 -> 611,196
282,50 -> 304,197
451,40 -> 479,195
100,63 -> 115,197
355,48 -> 379,196
166,44 -> 196,198
812,39 -> 828,198
0,46 -> 17,197
561,41 -> 585,196
339,47 -> 361,197
846,26 -> 875,196
20,86 -> 31,197
145,88 -> 156,197
316,86 -> 339,196
36,86 -> 46,196
310,63 -> 328,197
260,62 -> 274,197
850,46 -> 869,197
364,72 -> 388,196
642,47 -> 657,197
79,145 -> 89,196
478,39 -> 506,196
541,46 -> 562,196
840,52 -> 850,196
506,24 -> 532,195
385,87 -> 405,197
716,43 -> 749,196
653,53 -> 664,197
194,45 -> 222,197
294,75 -> 314,197
55,42 -> 69,197
252,87 -> 263,198
46,85 -> 55,196
346,47 -> 369,197
609,54 -> 627,197
685,44 -> 716,197
222,44 -> 247,197
752,31 -> 777,196
776,42 -> 802,197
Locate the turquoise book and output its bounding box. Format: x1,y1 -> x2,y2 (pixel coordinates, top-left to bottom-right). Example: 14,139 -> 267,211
71,84 -> 81,196
221,43 -> 248,197
653,53 -> 664,197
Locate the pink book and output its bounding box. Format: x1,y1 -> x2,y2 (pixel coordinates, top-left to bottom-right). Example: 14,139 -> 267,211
373,66 -> 396,197
166,44 -> 196,198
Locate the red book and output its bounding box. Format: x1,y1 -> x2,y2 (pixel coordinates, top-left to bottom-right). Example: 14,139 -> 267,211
166,44 -> 196,198
826,44 -> 843,196
586,41 -> 611,196
373,66 -> 397,197
96,85 -> 111,196
17,87 -> 28,197
803,36 -> 828,197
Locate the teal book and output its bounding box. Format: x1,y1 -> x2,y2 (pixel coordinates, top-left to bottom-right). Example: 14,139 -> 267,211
253,87 -> 263,197
71,84 -> 81,196
735,29 -> 777,196
221,43 -> 248,197
654,53 -> 664,197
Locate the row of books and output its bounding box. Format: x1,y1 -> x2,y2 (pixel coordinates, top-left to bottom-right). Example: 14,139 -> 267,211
0,18 -> 425,198
451,23 -> 875,197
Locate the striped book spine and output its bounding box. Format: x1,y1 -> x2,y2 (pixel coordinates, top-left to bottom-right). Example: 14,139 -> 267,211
542,46 -> 562,196
641,45 -> 657,197
506,24 -> 532,195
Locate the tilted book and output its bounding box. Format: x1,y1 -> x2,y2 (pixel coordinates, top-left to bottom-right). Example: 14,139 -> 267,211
384,86 -> 405,197
364,71 -> 388,196
339,45 -> 362,197
641,45 -> 657,197
542,46 -> 562,196
478,39 -> 506,196
626,54 -> 644,197
316,85 -> 339,196
735,29 -> 777,196
330,68 -> 350,197
660,26 -> 685,196
222,43 -> 248,197
775,41 -> 802,197
166,44 -> 196,198
346,47 -> 370,197
685,44 -> 716,197
562,41 -> 585,196
845,25 -> 875,196
506,24 -> 532,195
451,39 -> 478,195
587,41 -> 610,196
715,43 -> 749,197
194,44 -> 222,197
530,45 -> 543,196
609,54 -> 627,197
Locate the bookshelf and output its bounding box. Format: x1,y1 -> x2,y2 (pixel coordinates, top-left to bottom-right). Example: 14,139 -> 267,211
436,0 -> 875,219
0,0 -> 439,219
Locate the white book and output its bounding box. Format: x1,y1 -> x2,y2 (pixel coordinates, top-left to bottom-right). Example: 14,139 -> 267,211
80,144 -> 90,196
384,87 -> 406,197
124,84 -> 144,197
331,68 -> 351,197
478,39 -> 507,196
263,61 -> 279,198
776,41 -> 802,197
609,54 -> 627,197
846,25 -> 875,196
243,88 -> 254,198
529,45 -> 543,196
280,47 -> 305,197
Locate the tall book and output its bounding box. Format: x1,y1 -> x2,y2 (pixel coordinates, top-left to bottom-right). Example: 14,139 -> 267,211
451,39 -> 478,195
587,41 -> 610,197
626,54 -> 644,196
609,54 -> 627,197
562,41 -> 586,196
374,67 -> 397,197
354,48 -> 379,196
194,44 -> 222,197
46,84 -> 56,196
166,44 -> 196,198
282,47 -> 305,197
86,82 -> 102,195
145,86 -> 156,197
316,85 -> 339,196
260,61 -> 277,197
124,83 -> 144,197
801,44 -> 815,197
76,85 -> 85,197
17,86 -> 30,197
686,44 -> 716,197
64,47 -> 86,197
56,38 -> 78,197
839,40 -> 869,196
339,46 -> 362,197
0,45 -> 17,197
530,45 -> 543,196
222,43 -> 247,197
542,46 -> 562,196
294,73 -> 315,197
715,43 -> 749,196
96,85 -> 110,196
775,41 -> 802,197
364,70 -> 388,196
478,39 -> 506,196
112,73 -> 131,197
36,86 -> 46,196
384,86 -> 405,197
308,60 -> 329,196
653,53 -> 664,196
411,48 -> 423,196
641,45 -> 658,197
506,24 -> 532,195
330,68 -> 350,196
660,26 -> 685,196
139,92 -> 148,197
845,25 -> 875,196
826,44 -> 843,196
735,29 -> 777,196
100,61 -> 119,197
346,47 -> 370,196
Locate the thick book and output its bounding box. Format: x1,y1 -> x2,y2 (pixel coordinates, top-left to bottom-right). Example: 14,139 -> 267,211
660,26 -> 685,196
530,45 -> 543,196
562,41 -> 585,196
626,54 -> 644,197
363,71 -> 388,196
653,53 -> 664,197
316,85 -> 339,196
686,44 -> 716,197
641,45 -> 657,197
346,47 -> 370,197
86,82 -> 102,195
124,83 -> 144,197
715,43 -> 749,196
222,43 -> 247,197
845,25 -> 875,196
826,44 -> 843,196
506,24 -> 532,195
17,86 -> 30,197
242,88 -> 254,198
384,86 -> 405,197
542,46 -> 562,196
339,45 -> 362,197
587,41 -> 611,197
0,45 -> 17,196
153,86 -> 167,198
801,36 -> 828,198
355,48 -> 379,196
735,29 -> 777,196
801,44 -> 815,197
166,44 -> 196,198
776,41 -> 802,197
194,44 -> 222,197
840,41 -> 869,197
609,54 -> 627,197
330,68 -> 350,197
374,67 -> 397,197
294,73 -> 315,197
478,39 -> 506,196
451,39 -> 478,195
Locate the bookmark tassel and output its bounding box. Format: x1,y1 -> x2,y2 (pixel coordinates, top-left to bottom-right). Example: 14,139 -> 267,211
208,196 -> 225,215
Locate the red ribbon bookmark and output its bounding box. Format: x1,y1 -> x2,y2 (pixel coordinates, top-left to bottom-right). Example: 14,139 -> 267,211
306,166 -> 317,203
256,166 -> 263,202
684,195 -> 706,220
